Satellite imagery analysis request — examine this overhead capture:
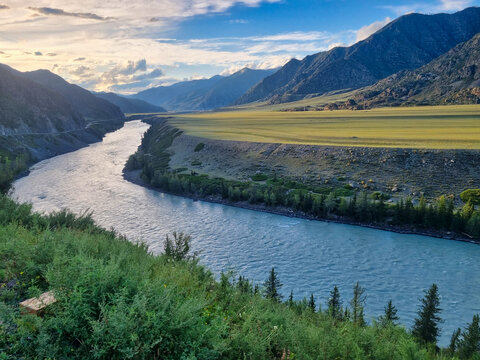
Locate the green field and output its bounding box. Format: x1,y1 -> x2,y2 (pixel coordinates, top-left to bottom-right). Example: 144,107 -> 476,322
170,105 -> 480,149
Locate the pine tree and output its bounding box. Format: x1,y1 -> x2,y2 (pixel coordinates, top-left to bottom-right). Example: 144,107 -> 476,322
379,300 -> 400,327
264,267 -> 283,302
328,286 -> 342,321
350,282 -> 366,326
308,294 -> 316,312
448,328 -> 461,355
458,314 -> 480,359
412,284 -> 442,345
287,290 -> 294,308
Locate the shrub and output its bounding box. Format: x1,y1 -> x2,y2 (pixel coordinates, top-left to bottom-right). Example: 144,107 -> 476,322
251,173 -> 268,182
194,143 -> 205,152
460,189 -> 480,205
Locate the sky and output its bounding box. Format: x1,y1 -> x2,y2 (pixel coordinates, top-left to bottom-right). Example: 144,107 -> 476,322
0,0 -> 478,94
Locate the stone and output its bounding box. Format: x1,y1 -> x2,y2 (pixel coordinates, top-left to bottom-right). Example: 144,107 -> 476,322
19,291 -> 56,315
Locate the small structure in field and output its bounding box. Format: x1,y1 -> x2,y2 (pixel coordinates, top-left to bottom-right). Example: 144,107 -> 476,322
19,291 -> 56,315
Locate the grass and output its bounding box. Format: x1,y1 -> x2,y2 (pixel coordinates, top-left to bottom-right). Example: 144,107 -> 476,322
170,105 -> 480,149
221,90 -> 357,112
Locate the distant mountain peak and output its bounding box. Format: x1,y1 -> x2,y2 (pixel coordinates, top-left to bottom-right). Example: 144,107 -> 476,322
132,68 -> 276,111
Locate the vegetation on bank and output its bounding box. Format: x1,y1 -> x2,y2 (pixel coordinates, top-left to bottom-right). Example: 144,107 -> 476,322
126,123 -> 480,239
1,194 -> 480,359
0,151 -> 31,194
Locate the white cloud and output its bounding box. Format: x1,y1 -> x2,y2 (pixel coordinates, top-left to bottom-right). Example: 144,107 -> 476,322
438,0 -> 473,10
383,0 -> 475,15
356,17 -> 392,42
0,0 -> 389,94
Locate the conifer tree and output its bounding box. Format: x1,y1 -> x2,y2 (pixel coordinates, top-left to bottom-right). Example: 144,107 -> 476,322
412,284 -> 442,345
287,290 -> 294,308
379,300 -> 400,327
264,267 -> 283,302
458,314 -> 480,359
328,286 -> 342,321
308,294 -> 316,312
350,282 -> 366,326
448,328 -> 461,355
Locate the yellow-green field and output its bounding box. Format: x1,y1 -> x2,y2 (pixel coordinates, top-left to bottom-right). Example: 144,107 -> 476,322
170,105 -> 480,149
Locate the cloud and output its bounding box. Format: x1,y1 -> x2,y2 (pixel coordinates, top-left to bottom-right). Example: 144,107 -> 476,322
438,0 -> 473,10
253,31 -> 332,42
383,0 -> 475,15
0,0 -> 358,94
28,7 -> 113,21
132,68 -> 164,81
228,19 -> 249,24
0,4 -> 9,10
70,65 -> 92,77
356,17 -> 392,42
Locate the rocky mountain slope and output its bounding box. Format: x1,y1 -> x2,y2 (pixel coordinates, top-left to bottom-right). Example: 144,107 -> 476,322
133,68 -> 275,111
0,64 -> 125,163
236,7 -> 480,105
0,65 -> 86,136
94,92 -> 166,114
22,70 -> 124,122
352,32 -> 480,107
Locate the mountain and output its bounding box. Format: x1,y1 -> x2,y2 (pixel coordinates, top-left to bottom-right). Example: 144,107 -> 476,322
0,64 -> 85,135
94,92 -> 166,114
133,68 -> 276,111
351,32 -> 480,107
236,7 -> 480,105
0,64 -> 125,163
21,70 -> 124,122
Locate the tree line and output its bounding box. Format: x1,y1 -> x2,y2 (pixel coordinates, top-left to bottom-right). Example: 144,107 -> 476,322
139,166 -> 480,239
166,234 -> 480,358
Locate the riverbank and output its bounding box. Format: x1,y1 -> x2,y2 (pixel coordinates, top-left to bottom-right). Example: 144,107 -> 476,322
1,119 -> 124,192
123,169 -> 478,245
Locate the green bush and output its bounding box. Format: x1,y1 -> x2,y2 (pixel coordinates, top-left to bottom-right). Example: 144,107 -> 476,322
194,143 -> 205,152
251,173 -> 268,181
0,195 -> 457,359
460,189 -> 480,205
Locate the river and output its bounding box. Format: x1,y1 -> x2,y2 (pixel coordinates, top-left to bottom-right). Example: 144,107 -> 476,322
11,120 -> 480,345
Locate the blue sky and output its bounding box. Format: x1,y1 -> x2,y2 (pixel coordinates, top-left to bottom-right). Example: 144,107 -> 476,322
0,0 -> 478,93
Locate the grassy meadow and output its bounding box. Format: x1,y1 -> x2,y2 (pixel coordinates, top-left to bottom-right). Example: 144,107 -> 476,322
170,105 -> 480,149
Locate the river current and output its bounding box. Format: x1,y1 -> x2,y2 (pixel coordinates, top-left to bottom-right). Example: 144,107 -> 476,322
12,120 -> 480,345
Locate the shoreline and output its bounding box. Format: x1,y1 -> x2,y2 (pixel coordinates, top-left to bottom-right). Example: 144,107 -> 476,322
123,169 -> 479,246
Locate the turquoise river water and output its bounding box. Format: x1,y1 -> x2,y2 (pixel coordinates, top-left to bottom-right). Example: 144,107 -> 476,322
11,120 -> 480,345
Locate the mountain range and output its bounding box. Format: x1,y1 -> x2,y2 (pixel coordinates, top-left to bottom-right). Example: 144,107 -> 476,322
351,32 -> 480,107
132,68 -> 276,111
94,92 -> 166,114
236,7 -> 480,105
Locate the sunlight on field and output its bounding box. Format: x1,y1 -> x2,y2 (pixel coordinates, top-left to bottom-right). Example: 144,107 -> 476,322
170,105 -> 480,149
